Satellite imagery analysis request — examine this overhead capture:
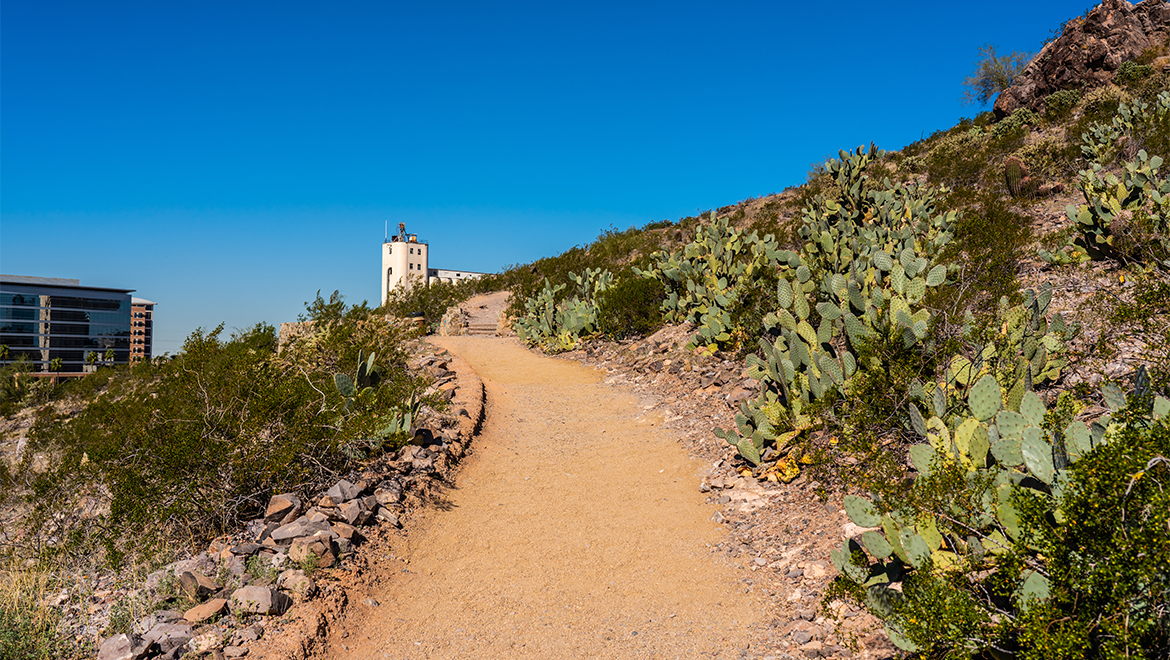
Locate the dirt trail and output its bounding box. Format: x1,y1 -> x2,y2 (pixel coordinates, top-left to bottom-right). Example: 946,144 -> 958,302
329,336 -> 762,659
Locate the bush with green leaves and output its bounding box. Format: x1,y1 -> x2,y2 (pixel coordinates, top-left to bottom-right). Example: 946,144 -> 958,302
595,272 -> 665,340
828,372 -> 1170,658
16,292 -> 425,564
382,277 -> 484,333
1043,89 -> 1082,121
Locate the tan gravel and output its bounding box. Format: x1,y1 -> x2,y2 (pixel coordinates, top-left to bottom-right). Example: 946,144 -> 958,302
327,336 -> 762,659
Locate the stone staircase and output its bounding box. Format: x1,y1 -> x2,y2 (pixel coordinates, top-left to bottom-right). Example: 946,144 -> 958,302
467,322 -> 496,336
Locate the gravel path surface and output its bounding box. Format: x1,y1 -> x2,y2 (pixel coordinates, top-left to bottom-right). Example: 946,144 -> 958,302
328,336 -> 763,659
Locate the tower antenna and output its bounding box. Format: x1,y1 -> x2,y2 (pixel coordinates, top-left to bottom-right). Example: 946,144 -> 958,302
385,220 -> 388,241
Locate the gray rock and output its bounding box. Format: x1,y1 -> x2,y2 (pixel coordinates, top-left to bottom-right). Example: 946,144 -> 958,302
142,622 -> 193,655
231,624 -> 264,645
374,481 -> 402,505
276,569 -> 318,599
231,543 -> 263,556
374,506 -> 400,527
97,633 -> 152,660
326,479 -> 362,502
340,498 -> 370,526
230,586 -> 292,615
792,630 -> 813,645
224,646 -> 249,658
270,517 -> 335,543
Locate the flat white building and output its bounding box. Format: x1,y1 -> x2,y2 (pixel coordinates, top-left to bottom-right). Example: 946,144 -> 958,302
380,223 -> 486,305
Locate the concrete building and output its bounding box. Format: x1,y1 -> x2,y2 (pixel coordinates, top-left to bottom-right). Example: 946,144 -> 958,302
0,274 -> 134,374
131,297 -> 156,362
380,223 -> 486,305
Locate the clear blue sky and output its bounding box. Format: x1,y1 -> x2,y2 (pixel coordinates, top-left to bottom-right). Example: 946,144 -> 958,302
2,1 -> 1094,355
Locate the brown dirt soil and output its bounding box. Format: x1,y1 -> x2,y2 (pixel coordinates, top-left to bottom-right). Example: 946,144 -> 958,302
326,336 -> 764,659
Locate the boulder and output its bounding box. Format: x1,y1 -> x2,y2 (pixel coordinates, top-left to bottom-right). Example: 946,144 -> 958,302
331,521 -> 363,543
142,622 -> 194,655
276,569 -> 318,599
340,498 -> 370,526
178,571 -> 219,600
264,493 -> 302,524
374,479 -> 402,505
374,506 -> 401,527
97,633 -> 152,660
183,598 -> 228,623
994,0 -> 1170,118
229,585 -> 292,615
288,532 -> 336,568
270,517 -> 334,543
188,630 -> 225,654
326,479 -> 362,502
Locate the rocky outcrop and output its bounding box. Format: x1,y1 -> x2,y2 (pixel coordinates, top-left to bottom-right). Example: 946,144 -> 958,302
994,0 -> 1170,118
437,305 -> 469,336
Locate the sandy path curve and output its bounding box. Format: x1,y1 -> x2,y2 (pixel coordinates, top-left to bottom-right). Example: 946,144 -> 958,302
330,337 -> 761,659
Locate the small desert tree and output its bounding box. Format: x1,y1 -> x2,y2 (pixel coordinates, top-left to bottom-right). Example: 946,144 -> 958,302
962,44 -> 1032,106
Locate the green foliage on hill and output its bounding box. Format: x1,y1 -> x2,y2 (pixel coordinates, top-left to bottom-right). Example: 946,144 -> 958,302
11,292 -> 427,564
828,375 -> 1170,658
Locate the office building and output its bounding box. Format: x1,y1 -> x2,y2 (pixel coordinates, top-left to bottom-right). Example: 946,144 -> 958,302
131,297 -> 156,362
0,274 -> 134,374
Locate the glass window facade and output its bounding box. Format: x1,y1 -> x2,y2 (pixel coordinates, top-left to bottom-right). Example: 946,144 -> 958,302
0,278 -> 133,372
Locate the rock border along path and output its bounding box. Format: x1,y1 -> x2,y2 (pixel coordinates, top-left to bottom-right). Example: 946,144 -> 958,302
325,336 -> 764,659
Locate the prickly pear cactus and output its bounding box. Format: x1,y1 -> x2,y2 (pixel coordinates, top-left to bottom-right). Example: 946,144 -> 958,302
719,144 -> 958,471
514,269 -> 613,352
636,214 -> 793,353
1042,92 -> 1170,268
925,283 -> 1079,420
834,374 -> 1169,653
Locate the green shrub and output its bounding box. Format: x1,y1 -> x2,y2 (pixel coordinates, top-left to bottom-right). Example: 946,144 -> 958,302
922,127 -> 990,190
595,274 -> 664,340
827,376 -> 1170,659
1117,60 -> 1155,85
1043,89 -> 1082,121
383,278 -> 482,333
1096,271 -> 1170,389
18,293 -> 424,564
929,191 -> 1032,317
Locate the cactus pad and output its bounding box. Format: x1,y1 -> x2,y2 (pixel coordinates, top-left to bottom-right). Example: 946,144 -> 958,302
1021,427 -> 1055,484
1020,390 -> 1046,427
844,495 -> 881,527
861,530 -> 893,559
990,437 -> 1023,465
996,410 -> 1026,441
968,374 -> 1002,421
1064,420 -> 1092,460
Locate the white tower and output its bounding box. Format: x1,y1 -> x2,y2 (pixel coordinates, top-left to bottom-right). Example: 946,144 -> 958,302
381,222 -> 429,305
